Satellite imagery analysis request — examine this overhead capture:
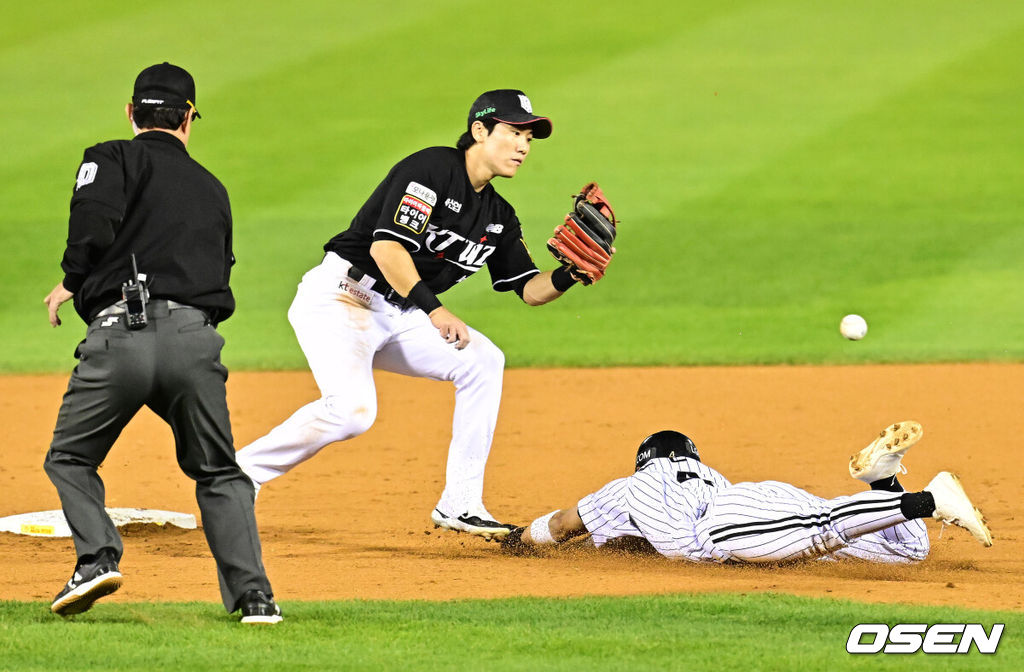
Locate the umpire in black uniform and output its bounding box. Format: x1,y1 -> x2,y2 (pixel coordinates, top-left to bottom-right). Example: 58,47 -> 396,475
42,62 -> 281,624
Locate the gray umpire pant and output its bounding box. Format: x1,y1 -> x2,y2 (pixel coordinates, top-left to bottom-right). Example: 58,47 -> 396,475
44,301 -> 274,612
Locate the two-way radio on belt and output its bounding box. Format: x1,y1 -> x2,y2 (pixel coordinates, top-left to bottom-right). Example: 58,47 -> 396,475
121,253 -> 149,330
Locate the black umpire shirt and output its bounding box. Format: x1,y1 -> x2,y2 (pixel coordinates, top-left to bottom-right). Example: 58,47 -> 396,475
62,131 -> 235,324
325,147 -> 540,299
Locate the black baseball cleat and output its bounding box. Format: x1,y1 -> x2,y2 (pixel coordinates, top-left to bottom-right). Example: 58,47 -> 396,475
51,549 -> 123,616
239,589 -> 283,625
431,507 -> 516,541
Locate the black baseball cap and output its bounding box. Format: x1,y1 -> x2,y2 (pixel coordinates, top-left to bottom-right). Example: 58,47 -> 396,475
132,62 -> 201,119
468,89 -> 551,139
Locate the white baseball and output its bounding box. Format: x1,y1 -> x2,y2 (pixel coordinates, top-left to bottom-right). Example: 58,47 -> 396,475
840,314 -> 868,340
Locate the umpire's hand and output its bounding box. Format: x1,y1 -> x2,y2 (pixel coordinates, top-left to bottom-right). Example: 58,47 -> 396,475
44,282 -> 74,327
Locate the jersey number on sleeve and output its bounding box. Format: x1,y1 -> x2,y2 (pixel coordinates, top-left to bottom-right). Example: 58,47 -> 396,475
75,162 -> 99,191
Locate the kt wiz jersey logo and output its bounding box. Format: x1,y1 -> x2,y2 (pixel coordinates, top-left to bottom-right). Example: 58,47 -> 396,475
424,224 -> 496,271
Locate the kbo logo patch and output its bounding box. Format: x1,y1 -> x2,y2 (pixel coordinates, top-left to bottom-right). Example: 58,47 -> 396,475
847,623 -> 1004,654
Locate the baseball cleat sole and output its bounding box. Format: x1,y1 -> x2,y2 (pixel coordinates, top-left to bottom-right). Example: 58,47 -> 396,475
241,613 -> 283,625
849,421 -> 923,483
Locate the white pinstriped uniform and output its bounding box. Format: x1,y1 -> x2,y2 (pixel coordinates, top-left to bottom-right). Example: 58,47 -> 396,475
577,456 -> 929,564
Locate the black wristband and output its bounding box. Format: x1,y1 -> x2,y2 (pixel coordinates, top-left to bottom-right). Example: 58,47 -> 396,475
407,280 -> 442,314
551,266 -> 578,292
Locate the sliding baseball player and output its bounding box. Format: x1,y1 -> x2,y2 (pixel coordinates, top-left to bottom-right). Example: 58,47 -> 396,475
503,422 -> 993,562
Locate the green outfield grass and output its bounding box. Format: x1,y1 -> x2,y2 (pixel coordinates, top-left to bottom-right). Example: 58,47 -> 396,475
1,0 -> 1022,372
1,594 -> 1020,671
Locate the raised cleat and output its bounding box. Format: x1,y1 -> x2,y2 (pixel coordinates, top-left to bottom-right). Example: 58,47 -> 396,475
51,550 -> 123,616
849,421 -> 923,483
924,471 -> 993,547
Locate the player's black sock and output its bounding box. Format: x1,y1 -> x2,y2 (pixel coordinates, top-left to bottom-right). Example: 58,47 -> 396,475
869,475 -> 904,492
900,492 -> 936,519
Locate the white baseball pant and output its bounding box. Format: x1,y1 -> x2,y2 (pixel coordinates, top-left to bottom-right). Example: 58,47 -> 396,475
695,481 -> 929,564
235,253 -> 504,514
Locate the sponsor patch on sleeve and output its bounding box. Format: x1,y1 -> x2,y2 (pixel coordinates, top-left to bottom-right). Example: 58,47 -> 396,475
405,181 -> 437,206
395,195 -> 432,234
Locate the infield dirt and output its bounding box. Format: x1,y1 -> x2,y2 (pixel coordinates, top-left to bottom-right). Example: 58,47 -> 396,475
2,365 -> 1021,610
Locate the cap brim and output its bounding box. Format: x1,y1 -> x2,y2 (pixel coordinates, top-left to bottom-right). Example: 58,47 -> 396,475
493,114 -> 552,139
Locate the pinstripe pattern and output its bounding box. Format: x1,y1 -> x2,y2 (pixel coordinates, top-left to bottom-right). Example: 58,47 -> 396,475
578,457 -> 730,560
829,518 -> 930,563
575,458 -> 929,564
577,477 -> 639,546
697,482 -> 914,563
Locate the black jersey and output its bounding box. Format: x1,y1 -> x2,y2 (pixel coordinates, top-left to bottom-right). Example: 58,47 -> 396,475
61,131 -> 235,324
325,147 -> 539,297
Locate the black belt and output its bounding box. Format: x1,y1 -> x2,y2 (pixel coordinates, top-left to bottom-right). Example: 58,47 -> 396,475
93,299 -> 206,321
346,265 -> 412,310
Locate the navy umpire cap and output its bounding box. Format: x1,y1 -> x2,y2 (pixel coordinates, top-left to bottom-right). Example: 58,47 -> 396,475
132,62 -> 201,118
634,431 -> 700,472
468,89 -> 551,139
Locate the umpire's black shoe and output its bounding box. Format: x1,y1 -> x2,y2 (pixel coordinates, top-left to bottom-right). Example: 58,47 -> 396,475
239,590 -> 283,625
51,549 -> 123,616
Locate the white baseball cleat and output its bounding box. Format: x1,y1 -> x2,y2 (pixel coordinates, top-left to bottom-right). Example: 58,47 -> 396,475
431,506 -> 516,541
924,471 -> 993,547
849,421 -> 924,483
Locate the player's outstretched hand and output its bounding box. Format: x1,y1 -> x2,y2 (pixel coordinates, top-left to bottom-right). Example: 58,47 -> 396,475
429,307 -> 470,350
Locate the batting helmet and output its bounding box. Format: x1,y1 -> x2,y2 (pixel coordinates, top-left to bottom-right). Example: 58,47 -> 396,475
634,430 -> 700,472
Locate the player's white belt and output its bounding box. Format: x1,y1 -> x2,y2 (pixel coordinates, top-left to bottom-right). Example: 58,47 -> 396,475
94,299 -> 195,319
346,266 -> 412,309
327,253 -> 413,310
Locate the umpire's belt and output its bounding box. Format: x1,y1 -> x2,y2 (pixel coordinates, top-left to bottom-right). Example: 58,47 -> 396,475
345,264 -> 414,310
94,299 -> 203,320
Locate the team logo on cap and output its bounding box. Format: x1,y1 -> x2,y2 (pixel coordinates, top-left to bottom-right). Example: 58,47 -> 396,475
518,95 -> 532,113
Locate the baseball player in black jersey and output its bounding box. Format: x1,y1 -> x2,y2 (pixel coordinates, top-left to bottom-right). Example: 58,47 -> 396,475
42,63 -> 281,623
236,89 -> 593,539
503,423 -> 993,561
